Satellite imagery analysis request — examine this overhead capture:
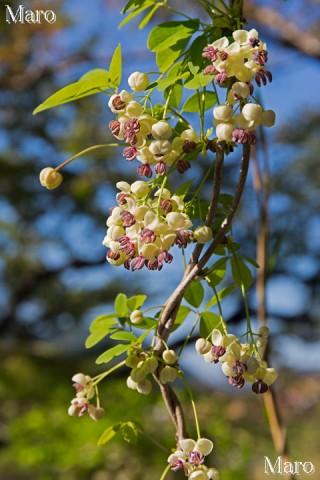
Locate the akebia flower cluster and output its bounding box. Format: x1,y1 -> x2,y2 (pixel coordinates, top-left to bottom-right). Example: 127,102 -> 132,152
126,347 -> 179,395
108,74 -> 199,177
102,180 -> 198,271
203,29 -> 275,144
168,438 -> 219,479
68,373 -> 104,421
196,327 -> 278,393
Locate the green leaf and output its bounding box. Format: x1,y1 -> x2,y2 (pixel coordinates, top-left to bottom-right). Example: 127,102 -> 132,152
96,343 -> 130,364
119,1 -> 154,28
33,69 -> 110,114
231,257 -> 253,289
188,34 -> 209,68
156,38 -> 189,72
122,0 -> 150,14
174,180 -> 193,198
85,325 -> 117,349
89,314 -> 118,332
127,295 -> 147,311
157,74 -> 188,91
97,423 -> 121,446
164,81 -> 183,109
205,285 -> 236,309
120,421 -> 140,444
148,20 -> 199,52
131,316 -> 157,330
200,311 -> 221,338
139,3 -> 161,29
218,193 -> 234,210
184,281 -> 204,308
184,72 -> 215,90
110,331 -> 138,342
182,91 -> 217,113
206,258 -> 227,287
114,293 -> 129,317
238,254 -> 260,269
172,306 -> 192,331
109,44 -> 122,88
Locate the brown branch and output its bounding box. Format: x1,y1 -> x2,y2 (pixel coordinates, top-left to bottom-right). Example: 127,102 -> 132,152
153,144 -> 251,441
245,1 -> 320,60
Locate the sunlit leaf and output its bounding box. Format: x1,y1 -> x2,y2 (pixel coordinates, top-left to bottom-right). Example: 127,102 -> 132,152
96,344 -> 130,364
184,281 -> 204,308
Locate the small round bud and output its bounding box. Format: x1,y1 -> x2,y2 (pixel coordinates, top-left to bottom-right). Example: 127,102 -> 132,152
144,356 -> 158,374
242,103 -> 262,122
194,226 -> 213,244
162,349 -> 178,365
151,121 -> 172,140
68,405 -> 78,417
207,468 -> 220,479
126,354 -> 140,368
137,379 -> 152,395
130,310 -> 144,325
216,122 -> 234,141
130,181 -> 149,198
88,405 -> 105,421
195,338 -> 212,355
126,376 -> 138,390
160,366 -> 177,384
39,167 -> 63,190
128,72 -> 149,92
130,366 -> 146,383
261,110 -> 276,127
213,104 -> 233,122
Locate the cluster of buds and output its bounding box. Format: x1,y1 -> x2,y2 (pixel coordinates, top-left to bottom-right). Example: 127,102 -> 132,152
126,347 -> 179,395
68,373 -> 105,421
203,29 -> 272,87
202,29 -> 275,144
213,102 -> 275,144
103,181 -> 197,271
196,327 -> 277,393
108,72 -> 199,177
168,438 -> 219,479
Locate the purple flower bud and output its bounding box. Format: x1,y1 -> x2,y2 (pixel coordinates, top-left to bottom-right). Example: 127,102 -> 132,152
176,160 -> 191,174
122,146 -> 137,161
154,161 -> 166,175
137,164 -> 153,178
120,210 -> 136,227
109,120 -> 121,136
252,380 -> 269,394
228,375 -> 245,389
131,255 -> 145,271
182,140 -> 196,154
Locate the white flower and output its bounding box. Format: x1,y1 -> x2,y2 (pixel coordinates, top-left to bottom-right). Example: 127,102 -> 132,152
213,104 -> 233,122
39,167 -> 63,190
151,121 -> 172,140
128,71 -> 149,91
130,180 -> 149,197
194,226 -> 213,244
216,122 -> 234,141
195,338 -> 212,355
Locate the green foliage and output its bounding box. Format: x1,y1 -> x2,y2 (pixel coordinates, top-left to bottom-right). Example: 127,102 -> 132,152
108,43 -> 122,88
200,311 -> 221,337
114,293 -> 129,317
205,285 -> 236,309
127,294 -> 147,311
33,69 -> 111,114
86,315 -> 118,348
96,343 -> 130,364
184,280 -> 204,308
230,256 -> 253,289
172,305 -> 192,331
205,258 -> 227,287
182,91 -> 217,113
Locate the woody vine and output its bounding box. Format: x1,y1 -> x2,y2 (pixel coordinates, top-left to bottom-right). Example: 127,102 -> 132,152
35,1 -> 279,478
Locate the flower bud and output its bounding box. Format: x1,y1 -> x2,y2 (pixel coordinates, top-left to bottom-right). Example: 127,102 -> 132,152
39,167 -> 63,190
160,366 -> 177,384
242,103 -> 262,122
149,139 -> 172,157
88,405 -> 105,421
130,180 -> 149,198
207,468 -> 220,479
130,366 -> 146,383
213,104 -> 233,122
126,100 -> 143,117
126,376 -> 138,390
261,109 -> 276,127
137,378 -> 152,395
151,121 -> 172,140
144,356 -> 158,374
216,122 -> 234,141
128,72 -> 149,92
195,338 -> 212,355
126,354 -> 140,368
130,310 -> 144,325
194,226 -> 213,244
162,349 -> 178,365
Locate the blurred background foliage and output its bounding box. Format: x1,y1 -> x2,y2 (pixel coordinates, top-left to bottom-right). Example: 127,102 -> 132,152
0,0 -> 320,479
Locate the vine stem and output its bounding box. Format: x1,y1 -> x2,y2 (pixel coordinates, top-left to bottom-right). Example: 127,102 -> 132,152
181,373 -> 201,440
159,463 -> 171,480
153,144 -> 251,441
55,144 -> 122,171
